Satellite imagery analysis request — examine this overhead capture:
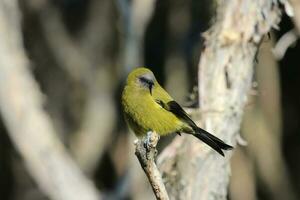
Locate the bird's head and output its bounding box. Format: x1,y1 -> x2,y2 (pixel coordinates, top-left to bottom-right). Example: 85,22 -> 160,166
126,67 -> 156,95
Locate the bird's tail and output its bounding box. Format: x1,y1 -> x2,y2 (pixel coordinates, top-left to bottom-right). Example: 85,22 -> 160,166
192,127 -> 233,156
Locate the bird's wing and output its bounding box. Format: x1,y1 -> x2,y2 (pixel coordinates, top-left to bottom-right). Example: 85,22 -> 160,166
153,89 -> 233,156
152,83 -> 197,129
155,99 -> 197,129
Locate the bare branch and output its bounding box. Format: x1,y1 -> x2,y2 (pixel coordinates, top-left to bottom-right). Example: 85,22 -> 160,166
134,132 -> 169,200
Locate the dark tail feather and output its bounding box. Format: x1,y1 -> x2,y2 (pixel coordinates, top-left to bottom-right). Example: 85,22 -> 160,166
193,127 -> 233,156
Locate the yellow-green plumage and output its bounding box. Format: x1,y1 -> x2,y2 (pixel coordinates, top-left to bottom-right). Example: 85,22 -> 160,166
122,67 -> 233,156
122,68 -> 188,136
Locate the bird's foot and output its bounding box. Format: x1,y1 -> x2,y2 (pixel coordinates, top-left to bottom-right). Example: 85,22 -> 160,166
143,131 -> 160,160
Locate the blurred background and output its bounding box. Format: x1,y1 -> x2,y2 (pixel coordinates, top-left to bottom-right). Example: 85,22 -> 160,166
0,0 -> 299,200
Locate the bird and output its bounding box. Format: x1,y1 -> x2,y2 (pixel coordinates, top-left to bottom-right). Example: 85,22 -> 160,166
121,67 -> 233,156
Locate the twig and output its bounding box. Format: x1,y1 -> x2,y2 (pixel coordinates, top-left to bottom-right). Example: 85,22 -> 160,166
272,29 -> 298,60
134,132 -> 169,200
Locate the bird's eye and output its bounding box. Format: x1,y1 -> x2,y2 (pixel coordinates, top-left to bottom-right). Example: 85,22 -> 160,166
139,76 -> 154,94
139,77 -> 154,87
139,77 -> 148,84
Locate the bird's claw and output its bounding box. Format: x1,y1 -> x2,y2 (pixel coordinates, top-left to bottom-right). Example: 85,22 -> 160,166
143,131 -> 160,160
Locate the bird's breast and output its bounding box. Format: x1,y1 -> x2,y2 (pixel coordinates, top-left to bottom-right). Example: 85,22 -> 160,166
122,88 -> 183,136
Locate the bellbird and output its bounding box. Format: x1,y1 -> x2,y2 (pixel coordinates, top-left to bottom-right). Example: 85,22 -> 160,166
122,67 -> 233,156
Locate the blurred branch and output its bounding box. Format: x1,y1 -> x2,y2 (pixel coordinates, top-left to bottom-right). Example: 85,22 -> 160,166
158,0 -> 282,199
273,29 -> 298,60
37,2 -> 91,83
25,0 -> 116,174
135,132 -> 169,200
0,1 -> 100,200
78,0 -> 117,67
289,0 -> 300,34
241,35 -> 297,200
229,147 -> 257,200
117,0 -> 156,72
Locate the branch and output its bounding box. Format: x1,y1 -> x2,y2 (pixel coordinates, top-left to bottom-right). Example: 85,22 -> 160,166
134,132 -> 169,200
25,0 -> 116,174
0,1 -> 100,200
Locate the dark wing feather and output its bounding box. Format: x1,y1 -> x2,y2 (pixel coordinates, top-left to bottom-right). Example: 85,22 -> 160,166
155,99 -> 197,128
156,99 -> 233,156
165,100 -> 198,129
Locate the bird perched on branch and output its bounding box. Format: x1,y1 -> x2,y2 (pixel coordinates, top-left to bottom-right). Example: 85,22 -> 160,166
122,67 -> 233,156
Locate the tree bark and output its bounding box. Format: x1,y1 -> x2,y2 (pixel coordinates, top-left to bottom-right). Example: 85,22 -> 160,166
158,0 -> 282,199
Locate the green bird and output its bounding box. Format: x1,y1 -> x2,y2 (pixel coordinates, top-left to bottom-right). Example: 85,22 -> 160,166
122,67 -> 233,156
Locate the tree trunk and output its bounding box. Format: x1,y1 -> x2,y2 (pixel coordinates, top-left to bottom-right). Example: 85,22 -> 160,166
158,0 -> 282,199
